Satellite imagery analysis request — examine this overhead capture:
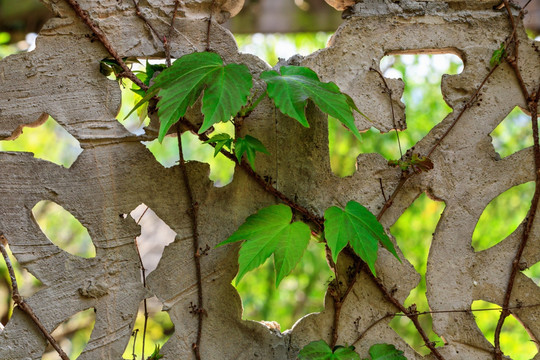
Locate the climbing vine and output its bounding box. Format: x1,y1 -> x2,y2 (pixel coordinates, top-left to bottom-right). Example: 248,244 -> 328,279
0,1 -> 538,360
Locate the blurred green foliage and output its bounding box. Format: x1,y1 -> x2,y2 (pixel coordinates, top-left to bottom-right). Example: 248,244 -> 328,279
472,300 -> 537,360
0,32 -> 539,359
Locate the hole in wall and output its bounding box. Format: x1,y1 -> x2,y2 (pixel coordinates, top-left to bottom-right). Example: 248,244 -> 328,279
130,204 -> 176,277
234,240 -> 332,332
142,122 -> 235,187
0,243 -> 43,327
122,296 -> 174,360
491,106 -> 537,159
388,193 -> 446,355
472,182 -> 534,252
105,59 -> 235,186
32,200 -> 96,258
234,32 -> 332,67
0,115 -> 82,168
523,261 -> 540,286
329,53 -> 463,177
42,308 -> 96,360
472,300 -> 538,360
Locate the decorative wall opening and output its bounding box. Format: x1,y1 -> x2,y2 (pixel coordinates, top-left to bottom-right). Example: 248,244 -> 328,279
32,200 -> 96,259
0,115 -> 82,168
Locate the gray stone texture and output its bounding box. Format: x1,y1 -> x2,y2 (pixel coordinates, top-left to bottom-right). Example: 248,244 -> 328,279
0,0 -> 539,359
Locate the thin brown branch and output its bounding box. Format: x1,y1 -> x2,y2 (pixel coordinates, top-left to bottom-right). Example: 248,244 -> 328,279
165,0 -> 181,67
131,0 -> 164,43
352,303 -> 540,347
493,3 -> 540,358
0,237 -> 69,360
364,264 -> 444,359
500,0 -> 530,101
330,259 -> 362,347
370,67 -> 403,159
426,64 -> 499,158
64,0 -> 147,90
180,119 -> 325,231
205,1 -> 216,51
377,174 -> 410,220
176,124 -> 204,360
133,206 -> 149,360
352,313 -> 394,346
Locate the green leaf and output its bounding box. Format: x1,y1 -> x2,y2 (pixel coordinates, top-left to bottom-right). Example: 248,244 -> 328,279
260,66 -> 364,140
368,344 -> 407,360
490,43 -> 505,67
204,133 -> 233,157
324,201 -> 400,275
298,340 -> 360,360
217,204 -> 310,286
128,52 -> 253,142
234,135 -> 270,170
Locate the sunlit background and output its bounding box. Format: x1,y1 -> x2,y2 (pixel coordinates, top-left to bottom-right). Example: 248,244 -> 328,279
1,1 -> 540,359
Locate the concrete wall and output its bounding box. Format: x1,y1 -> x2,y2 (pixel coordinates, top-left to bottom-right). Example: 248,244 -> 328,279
0,0 -> 539,359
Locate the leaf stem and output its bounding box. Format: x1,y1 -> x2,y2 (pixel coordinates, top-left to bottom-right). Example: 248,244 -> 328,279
241,92 -> 268,117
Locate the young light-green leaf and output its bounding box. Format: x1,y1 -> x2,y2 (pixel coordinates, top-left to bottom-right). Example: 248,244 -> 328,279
298,340 -> 360,360
490,43 -> 505,68
204,133 -> 233,157
324,201 -> 400,275
260,66 -> 364,140
367,344 -> 407,360
127,52 -> 253,142
217,204 -> 310,286
234,135 -> 270,170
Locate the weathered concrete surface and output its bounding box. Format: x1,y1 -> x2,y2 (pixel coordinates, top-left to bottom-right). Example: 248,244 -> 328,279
0,0 -> 539,359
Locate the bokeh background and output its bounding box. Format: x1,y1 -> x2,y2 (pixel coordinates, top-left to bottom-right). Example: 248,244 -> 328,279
1,0 -> 539,359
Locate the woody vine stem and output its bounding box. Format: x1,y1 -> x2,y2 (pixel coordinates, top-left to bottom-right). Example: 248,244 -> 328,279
12,0 -> 532,359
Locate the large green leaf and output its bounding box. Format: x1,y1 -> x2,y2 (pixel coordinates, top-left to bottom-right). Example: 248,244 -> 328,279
298,340 -> 360,360
217,204 -> 310,286
234,135 -> 270,170
129,52 -> 253,142
324,201 -> 400,275
260,66 -> 364,140
366,344 -> 407,360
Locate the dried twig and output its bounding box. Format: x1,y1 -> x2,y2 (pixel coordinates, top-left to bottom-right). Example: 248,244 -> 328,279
0,236 -> 69,360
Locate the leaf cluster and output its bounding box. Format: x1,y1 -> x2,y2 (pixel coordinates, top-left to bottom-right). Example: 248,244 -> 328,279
298,340 -> 407,360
